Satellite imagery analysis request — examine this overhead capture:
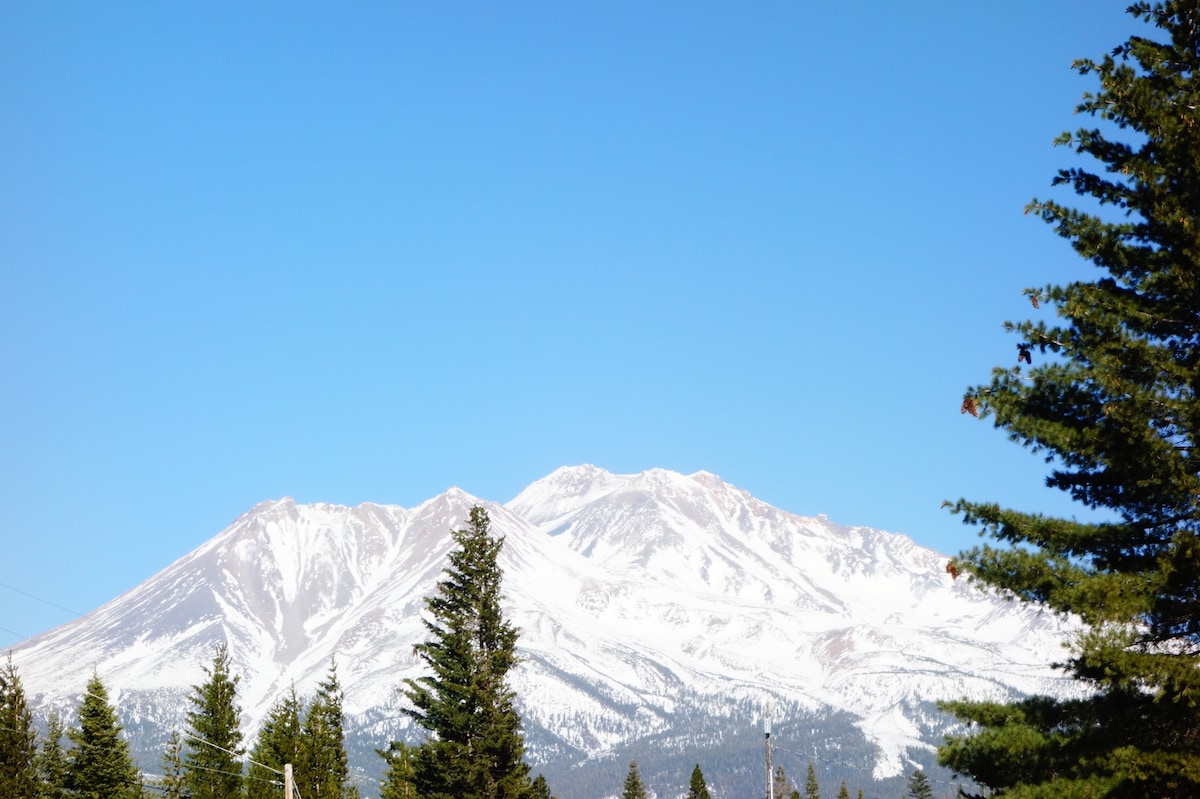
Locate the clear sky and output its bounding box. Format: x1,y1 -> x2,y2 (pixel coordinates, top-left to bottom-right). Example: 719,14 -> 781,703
1,2 -> 1137,649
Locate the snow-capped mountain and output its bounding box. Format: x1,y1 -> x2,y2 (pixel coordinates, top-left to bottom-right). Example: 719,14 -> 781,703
11,466 -> 1076,797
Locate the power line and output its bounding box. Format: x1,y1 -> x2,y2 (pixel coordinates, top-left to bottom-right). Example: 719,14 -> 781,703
1,624 -> 31,642
0,581 -> 83,618
71,689 -> 283,776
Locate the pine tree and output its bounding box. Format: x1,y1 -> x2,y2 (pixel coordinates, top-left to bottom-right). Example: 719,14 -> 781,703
378,742 -> 416,799
621,760 -> 646,799
0,654 -> 39,799
835,779 -> 849,799
245,687 -> 302,799
687,763 -> 711,799
36,711 -> 69,799
939,3 -> 1200,796
400,506 -> 530,799
906,769 -> 933,799
529,774 -> 553,799
772,765 -> 791,799
65,673 -> 141,799
803,762 -> 819,799
300,661 -> 355,799
158,730 -> 185,799
182,644 -> 244,799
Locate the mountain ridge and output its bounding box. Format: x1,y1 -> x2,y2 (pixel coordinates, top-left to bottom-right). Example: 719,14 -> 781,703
11,465 -> 1076,795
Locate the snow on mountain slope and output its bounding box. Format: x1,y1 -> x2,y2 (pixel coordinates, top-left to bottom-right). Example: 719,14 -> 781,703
507,467 -> 1075,774
12,465 -> 1078,787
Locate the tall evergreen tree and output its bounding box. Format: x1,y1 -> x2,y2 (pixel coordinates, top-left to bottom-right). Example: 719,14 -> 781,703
803,762 -> 819,799
300,661 -> 356,799
65,674 -> 141,799
0,654 -> 39,799
621,760 -> 646,799
939,2 -> 1200,796
182,644 -> 244,799
687,763 -> 711,799
906,769 -> 933,799
36,711 -> 69,799
399,506 -> 530,799
246,686 -> 301,799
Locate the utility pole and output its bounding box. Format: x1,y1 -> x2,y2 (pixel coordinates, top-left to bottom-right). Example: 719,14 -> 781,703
765,708 -> 773,799
284,763 -> 294,799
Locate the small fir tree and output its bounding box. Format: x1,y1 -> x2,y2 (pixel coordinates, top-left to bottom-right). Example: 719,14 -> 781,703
0,654 -> 39,799
621,760 -> 647,799
835,779 -> 850,799
158,730 -> 185,799
36,710 -> 69,799
803,762 -> 819,799
939,3 -> 1200,795
65,673 -> 141,799
300,661 -> 355,799
183,644 -> 244,799
772,765 -> 792,799
245,686 -> 302,799
906,769 -> 933,799
400,506 -> 530,799
687,763 -> 711,799
529,773 -> 553,799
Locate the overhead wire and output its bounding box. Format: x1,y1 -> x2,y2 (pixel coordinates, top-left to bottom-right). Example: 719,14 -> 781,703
0,580 -> 86,649
0,581 -> 83,618
64,688 -> 285,778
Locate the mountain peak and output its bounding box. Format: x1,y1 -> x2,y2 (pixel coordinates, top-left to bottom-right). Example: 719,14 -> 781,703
11,465 -> 1079,796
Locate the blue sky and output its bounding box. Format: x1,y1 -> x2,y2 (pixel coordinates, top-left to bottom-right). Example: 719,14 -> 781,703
1,2 -> 1136,648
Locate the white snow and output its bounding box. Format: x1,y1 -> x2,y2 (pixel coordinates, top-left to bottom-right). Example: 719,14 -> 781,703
11,465 -> 1080,778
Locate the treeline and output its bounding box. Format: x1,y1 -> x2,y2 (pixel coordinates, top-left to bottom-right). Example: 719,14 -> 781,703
0,507 -> 562,799
0,645 -> 357,799
2,505 -> 909,799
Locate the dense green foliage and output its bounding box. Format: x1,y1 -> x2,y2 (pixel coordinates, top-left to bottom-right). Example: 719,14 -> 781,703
804,761 -> 820,799
36,711 -> 68,799
621,760 -> 646,799
0,655 -> 39,799
398,506 -> 531,799
65,674 -> 141,799
378,742 -> 417,799
300,662 -> 357,799
906,769 -> 933,799
183,644 -> 245,799
687,763 -> 711,799
244,665 -> 356,799
835,779 -> 850,799
528,773 -> 553,799
246,686 -> 301,799
940,2 -> 1200,796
